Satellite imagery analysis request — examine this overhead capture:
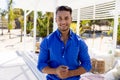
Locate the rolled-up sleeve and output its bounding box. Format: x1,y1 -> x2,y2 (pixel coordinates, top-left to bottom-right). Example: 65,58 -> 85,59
37,38 -> 49,72
78,40 -> 92,72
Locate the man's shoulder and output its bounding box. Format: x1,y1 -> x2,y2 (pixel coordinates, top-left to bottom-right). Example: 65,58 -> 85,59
73,34 -> 87,46
45,31 -> 57,40
73,33 -> 83,41
41,32 -> 56,45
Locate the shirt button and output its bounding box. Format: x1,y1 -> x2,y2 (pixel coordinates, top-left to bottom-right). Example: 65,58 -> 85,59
62,56 -> 64,58
62,47 -> 64,49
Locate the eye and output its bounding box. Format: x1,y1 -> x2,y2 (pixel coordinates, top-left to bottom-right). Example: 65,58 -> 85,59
65,17 -> 69,20
58,17 -> 62,21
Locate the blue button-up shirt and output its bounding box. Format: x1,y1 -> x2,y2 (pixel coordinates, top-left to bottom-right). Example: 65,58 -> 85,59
37,29 -> 92,80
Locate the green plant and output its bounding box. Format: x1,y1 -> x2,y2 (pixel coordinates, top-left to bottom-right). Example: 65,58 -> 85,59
8,23 -> 12,29
117,24 -> 120,45
70,22 -> 77,33
8,0 -> 14,38
26,22 -> 33,34
36,12 -> 53,38
0,9 -> 8,35
107,30 -> 113,36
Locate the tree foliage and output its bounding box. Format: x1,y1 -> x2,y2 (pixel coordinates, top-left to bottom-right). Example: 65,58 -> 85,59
70,22 -> 77,33
36,12 -> 53,37
117,19 -> 120,45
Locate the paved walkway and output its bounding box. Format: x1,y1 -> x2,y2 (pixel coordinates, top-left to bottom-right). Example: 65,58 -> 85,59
0,29 -> 38,80
0,50 -> 38,80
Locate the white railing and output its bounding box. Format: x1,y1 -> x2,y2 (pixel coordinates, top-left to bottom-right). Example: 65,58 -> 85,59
16,51 -> 46,80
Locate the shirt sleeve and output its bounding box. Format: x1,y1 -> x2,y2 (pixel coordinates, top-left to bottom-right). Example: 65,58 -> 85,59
78,40 -> 92,72
37,38 -> 49,72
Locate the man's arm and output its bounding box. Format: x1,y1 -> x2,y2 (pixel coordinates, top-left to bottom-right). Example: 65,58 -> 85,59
68,66 -> 86,77
42,65 -> 70,79
42,66 -> 87,79
42,66 -> 56,74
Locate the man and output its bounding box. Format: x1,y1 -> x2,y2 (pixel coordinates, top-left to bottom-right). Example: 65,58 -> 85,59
37,5 -> 92,80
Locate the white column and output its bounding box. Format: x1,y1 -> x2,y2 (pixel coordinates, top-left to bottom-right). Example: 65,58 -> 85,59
23,10 -> 27,51
23,10 -> 32,51
112,0 -> 119,54
92,2 -> 96,48
113,13 -> 118,54
33,10 -> 37,53
53,0 -> 58,32
76,8 -> 80,35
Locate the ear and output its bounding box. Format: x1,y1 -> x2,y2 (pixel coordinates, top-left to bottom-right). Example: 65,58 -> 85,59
71,17 -> 72,22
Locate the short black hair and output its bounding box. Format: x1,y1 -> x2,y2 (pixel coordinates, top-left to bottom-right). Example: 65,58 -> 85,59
56,6 -> 72,15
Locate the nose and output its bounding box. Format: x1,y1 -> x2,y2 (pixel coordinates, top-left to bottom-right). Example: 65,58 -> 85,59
61,20 -> 66,25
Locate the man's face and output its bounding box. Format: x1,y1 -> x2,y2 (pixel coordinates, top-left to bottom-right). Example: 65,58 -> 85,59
56,11 -> 72,32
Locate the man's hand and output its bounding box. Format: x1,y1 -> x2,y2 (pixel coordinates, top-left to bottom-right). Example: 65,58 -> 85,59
55,65 -> 69,79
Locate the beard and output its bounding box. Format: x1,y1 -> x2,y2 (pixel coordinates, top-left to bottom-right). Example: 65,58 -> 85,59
59,26 -> 69,32
61,28 -> 69,31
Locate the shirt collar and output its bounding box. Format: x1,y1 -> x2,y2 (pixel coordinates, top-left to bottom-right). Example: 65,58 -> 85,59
56,29 -> 62,37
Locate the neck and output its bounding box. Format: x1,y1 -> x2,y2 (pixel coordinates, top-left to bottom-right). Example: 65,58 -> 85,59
60,29 -> 70,45
60,29 -> 70,37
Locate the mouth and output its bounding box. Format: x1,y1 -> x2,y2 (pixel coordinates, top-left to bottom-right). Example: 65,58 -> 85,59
60,24 -> 66,27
